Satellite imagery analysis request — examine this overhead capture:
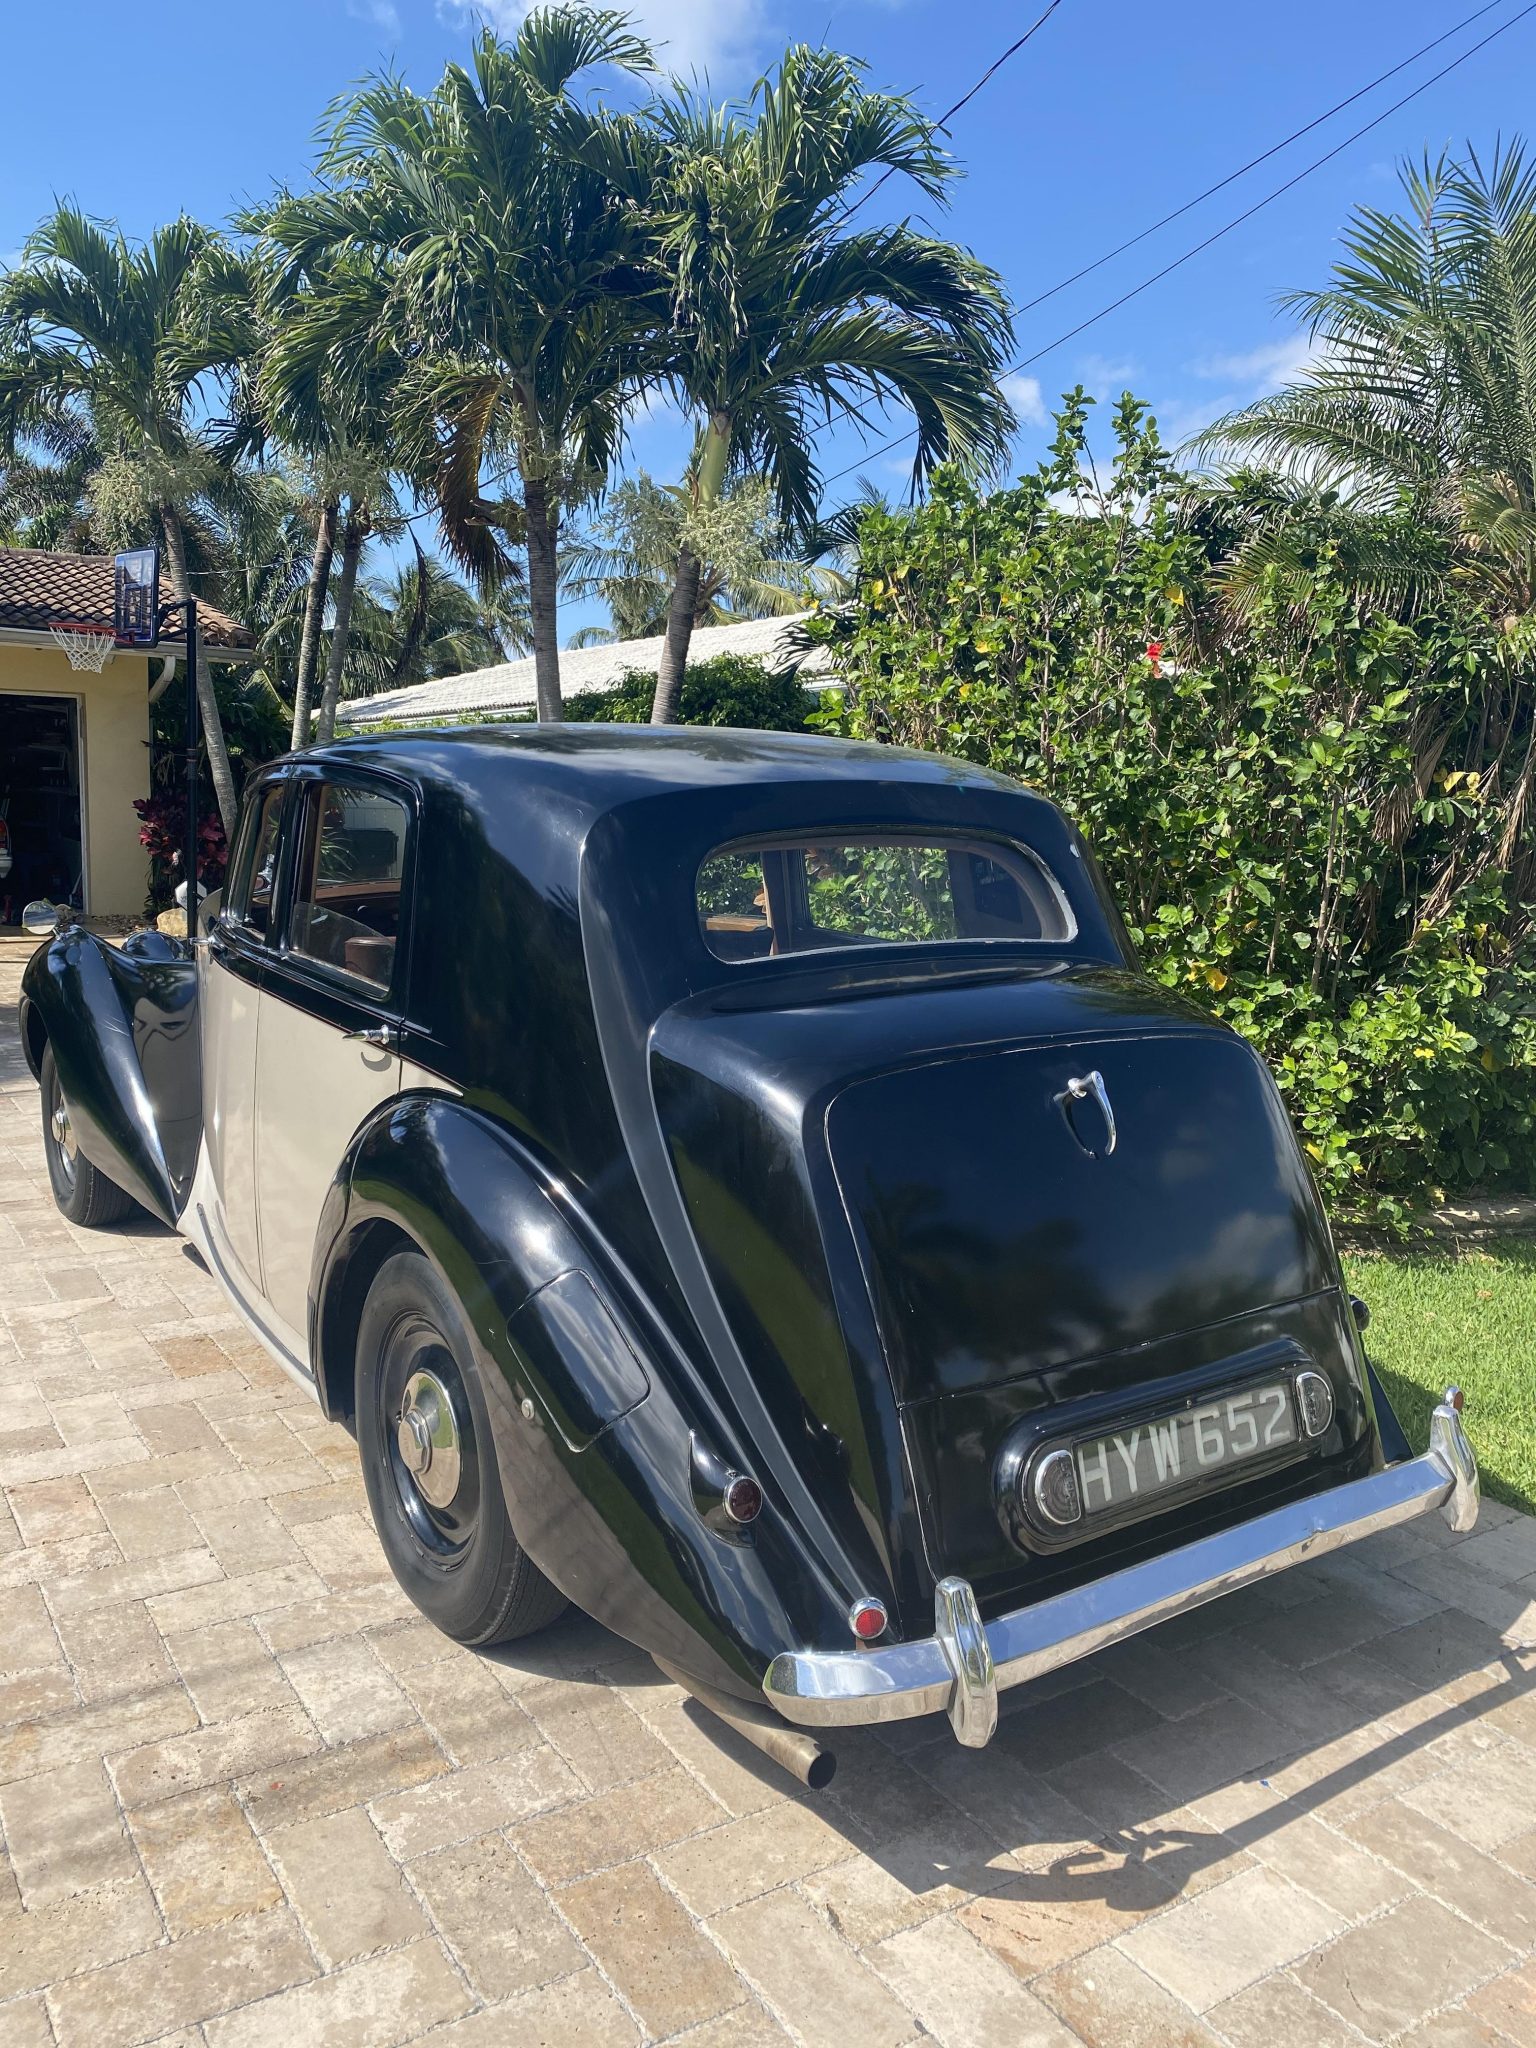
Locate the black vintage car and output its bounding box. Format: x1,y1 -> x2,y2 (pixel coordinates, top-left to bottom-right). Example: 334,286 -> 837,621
18,728 -> 1478,1785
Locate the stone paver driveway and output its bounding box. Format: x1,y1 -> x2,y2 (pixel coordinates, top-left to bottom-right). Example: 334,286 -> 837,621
3,935 -> 1536,2048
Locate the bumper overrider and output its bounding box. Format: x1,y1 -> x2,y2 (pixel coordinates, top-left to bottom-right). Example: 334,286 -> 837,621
764,1390 -> 1479,1749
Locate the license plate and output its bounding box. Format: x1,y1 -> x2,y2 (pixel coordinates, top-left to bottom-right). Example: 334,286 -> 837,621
1076,1380 -> 1298,1516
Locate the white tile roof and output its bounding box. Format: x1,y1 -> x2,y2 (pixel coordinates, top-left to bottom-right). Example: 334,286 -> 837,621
337,611 -> 834,728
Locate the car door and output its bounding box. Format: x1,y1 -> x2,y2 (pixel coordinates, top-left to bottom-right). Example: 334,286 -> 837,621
253,770 -> 412,1344
202,778 -> 288,1296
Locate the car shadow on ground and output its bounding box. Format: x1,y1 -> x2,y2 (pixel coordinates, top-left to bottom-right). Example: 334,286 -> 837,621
7,979 -> 1528,1941
485,1538 -> 1536,1928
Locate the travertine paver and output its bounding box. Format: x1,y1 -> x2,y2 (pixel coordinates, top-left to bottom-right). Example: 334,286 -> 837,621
3,926 -> 1536,2047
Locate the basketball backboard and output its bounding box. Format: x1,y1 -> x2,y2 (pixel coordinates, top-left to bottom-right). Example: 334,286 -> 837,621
113,548 -> 160,647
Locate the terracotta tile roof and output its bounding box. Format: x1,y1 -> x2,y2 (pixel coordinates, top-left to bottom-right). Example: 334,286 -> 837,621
0,546 -> 253,652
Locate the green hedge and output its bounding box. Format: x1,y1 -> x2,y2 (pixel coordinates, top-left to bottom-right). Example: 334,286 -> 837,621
565,651 -> 814,730
806,398 -> 1536,1225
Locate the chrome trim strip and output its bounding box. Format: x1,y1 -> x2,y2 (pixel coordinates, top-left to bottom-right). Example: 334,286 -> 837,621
763,1397 -> 1478,1737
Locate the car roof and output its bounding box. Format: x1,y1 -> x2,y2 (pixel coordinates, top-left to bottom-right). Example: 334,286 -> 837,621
288,722 -> 1036,816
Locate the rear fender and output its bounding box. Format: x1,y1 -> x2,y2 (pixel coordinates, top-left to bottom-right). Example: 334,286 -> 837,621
312,1092 -> 859,1699
19,928 -> 200,1226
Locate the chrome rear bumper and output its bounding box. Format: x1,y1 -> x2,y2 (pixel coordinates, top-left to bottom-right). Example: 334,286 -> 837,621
764,1390 -> 1479,1748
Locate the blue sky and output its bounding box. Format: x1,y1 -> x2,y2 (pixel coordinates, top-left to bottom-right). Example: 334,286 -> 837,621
4,0 -> 1534,642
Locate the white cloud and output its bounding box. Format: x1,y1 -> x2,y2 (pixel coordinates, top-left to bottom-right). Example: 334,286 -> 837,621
1146,392 -> 1237,449
438,0 -> 772,78
1190,333 -> 1318,395
1151,332 -> 1320,454
350,0 -> 400,32
1003,374 -> 1047,428
1075,351 -> 1142,389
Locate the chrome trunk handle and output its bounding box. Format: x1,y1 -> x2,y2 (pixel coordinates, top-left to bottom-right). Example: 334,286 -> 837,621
1056,1069 -> 1117,1157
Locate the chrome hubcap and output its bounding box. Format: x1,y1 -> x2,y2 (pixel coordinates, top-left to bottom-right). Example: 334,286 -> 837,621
49,1091 -> 77,1177
395,1369 -> 462,1511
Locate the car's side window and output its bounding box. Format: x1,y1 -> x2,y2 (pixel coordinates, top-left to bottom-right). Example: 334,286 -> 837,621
223,787 -> 285,941
287,781 -> 410,997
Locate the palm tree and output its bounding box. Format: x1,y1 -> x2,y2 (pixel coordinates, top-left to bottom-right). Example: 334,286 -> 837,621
344,542 -> 512,694
217,209 -> 337,750
214,470 -> 316,706
264,13 -> 655,722
1202,143 -> 1536,615
604,46 -> 1015,721
248,243 -> 411,745
0,209 -> 249,828
565,471 -> 833,641
0,403 -> 99,549
1201,142 -> 1536,908
800,474 -> 897,594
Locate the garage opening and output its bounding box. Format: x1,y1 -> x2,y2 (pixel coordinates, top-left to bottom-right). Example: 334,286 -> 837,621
0,695 -> 83,923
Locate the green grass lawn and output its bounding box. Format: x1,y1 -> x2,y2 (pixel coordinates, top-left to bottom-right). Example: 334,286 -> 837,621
1343,1236 -> 1536,1514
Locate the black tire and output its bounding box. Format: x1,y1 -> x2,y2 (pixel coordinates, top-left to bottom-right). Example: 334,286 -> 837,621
39,1045 -> 137,1227
355,1250 -> 567,1646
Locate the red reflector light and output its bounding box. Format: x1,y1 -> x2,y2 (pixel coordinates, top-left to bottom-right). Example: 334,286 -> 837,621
1447,1385 -> 1465,1413
722,1475 -> 763,1524
849,1597 -> 888,1641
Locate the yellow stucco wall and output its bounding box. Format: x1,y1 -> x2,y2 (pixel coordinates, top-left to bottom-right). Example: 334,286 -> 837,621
0,642 -> 151,918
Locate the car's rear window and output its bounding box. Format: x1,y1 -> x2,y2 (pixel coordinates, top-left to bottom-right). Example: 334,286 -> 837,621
697,836 -> 1074,962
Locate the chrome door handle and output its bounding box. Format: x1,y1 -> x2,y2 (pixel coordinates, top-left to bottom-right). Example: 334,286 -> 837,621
345,1025 -> 397,1050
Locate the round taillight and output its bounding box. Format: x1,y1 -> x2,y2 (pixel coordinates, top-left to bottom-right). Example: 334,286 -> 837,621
722,1474 -> 763,1525
1031,1446 -> 1083,1527
1296,1370 -> 1335,1438
849,1596 -> 888,1641
1447,1384 -> 1465,1413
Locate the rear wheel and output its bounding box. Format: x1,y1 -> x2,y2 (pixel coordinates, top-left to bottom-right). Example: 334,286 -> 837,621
39,1045 -> 137,1227
355,1250 -> 566,1646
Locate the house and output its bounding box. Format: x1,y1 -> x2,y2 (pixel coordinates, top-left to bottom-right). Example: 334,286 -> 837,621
335,612 -> 835,729
0,548 -> 253,921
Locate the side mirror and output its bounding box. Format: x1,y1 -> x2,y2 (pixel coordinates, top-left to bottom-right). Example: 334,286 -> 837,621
21,899 -> 66,939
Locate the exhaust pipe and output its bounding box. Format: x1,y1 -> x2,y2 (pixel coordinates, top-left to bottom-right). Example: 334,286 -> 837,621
654,1658 -> 836,1791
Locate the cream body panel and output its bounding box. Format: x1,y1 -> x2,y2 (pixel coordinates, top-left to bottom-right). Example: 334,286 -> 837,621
253,987 -> 400,1338
200,949 -> 264,1296
181,1138 -> 315,1389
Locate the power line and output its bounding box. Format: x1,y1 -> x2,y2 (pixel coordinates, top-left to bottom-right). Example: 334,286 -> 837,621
821,0 -> 1536,490
1014,0 -> 1536,371
1015,0 -> 1514,319
80,0 -> 1533,566
841,1 -> 1068,221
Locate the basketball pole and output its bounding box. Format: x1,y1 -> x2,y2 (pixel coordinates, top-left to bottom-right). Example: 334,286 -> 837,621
184,597 -> 200,934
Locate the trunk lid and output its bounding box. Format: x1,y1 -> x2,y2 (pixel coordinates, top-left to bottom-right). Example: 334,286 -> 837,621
827,1026 -> 1335,1403
653,965 -> 1359,1616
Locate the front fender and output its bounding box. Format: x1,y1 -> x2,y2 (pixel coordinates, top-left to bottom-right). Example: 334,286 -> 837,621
19,928 -> 200,1225
314,1092 -> 863,1701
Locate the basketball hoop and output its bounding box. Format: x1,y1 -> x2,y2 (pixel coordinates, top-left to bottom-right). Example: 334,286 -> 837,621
48,620 -> 119,672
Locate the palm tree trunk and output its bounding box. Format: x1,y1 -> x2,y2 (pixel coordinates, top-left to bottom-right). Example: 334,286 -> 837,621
159,507 -> 238,837
315,506 -> 365,746
291,498 -> 338,749
651,411 -> 731,725
651,543 -> 702,723
524,475 -> 563,722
